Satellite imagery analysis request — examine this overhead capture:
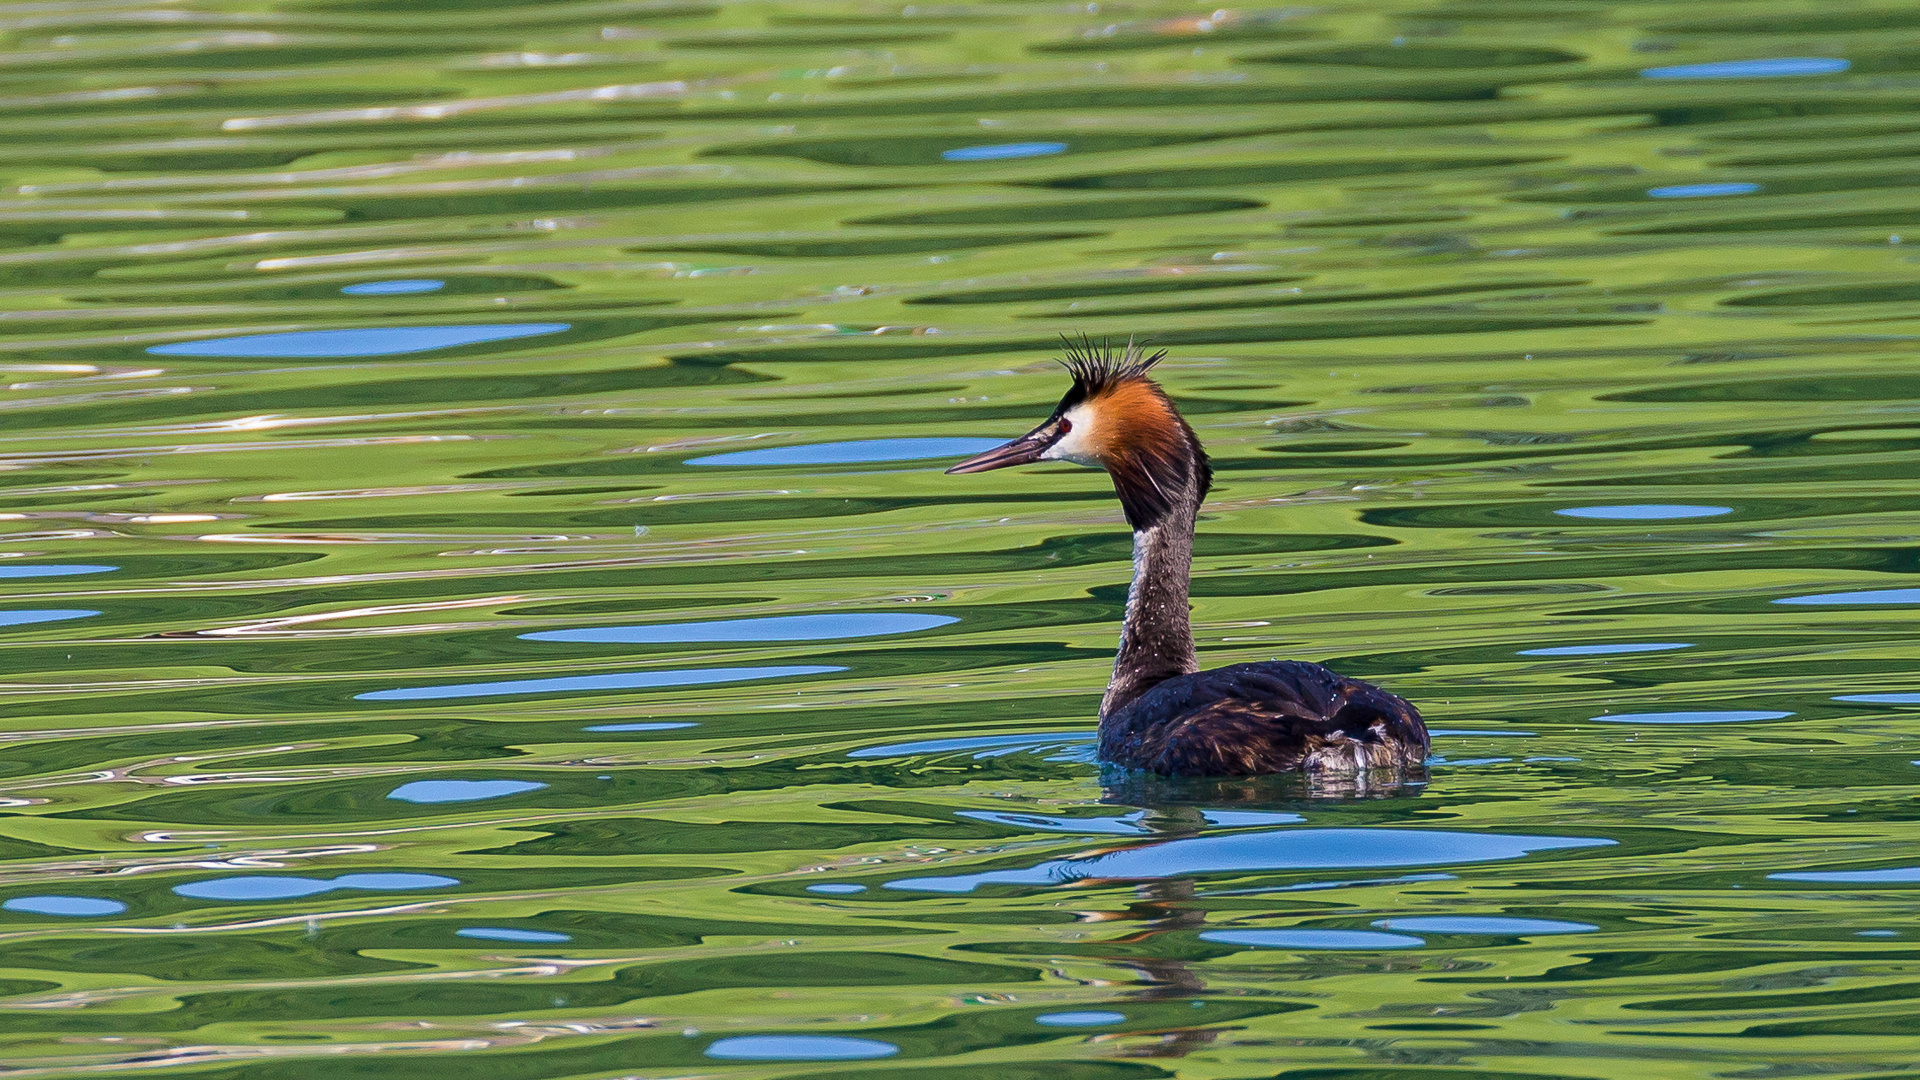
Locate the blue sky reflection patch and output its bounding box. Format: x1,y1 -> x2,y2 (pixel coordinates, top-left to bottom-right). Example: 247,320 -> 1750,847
851,730 -> 1096,760
1035,1011 -> 1124,1026
0,609 -> 98,629
0,564 -> 114,579
456,927 -> 571,943
524,612 -> 954,645
1776,588 -> 1920,606
1521,642 -> 1691,657
1770,867 -> 1920,884
357,665 -> 844,701
1642,58 -> 1849,79
885,828 -> 1612,893
3,896 -> 126,917
1555,504 -> 1731,520
1201,928 -> 1423,950
1374,916 -> 1596,935
1836,693 -> 1920,704
688,437 -> 1004,467
955,808 -> 1303,835
942,142 -> 1068,161
1649,183 -> 1760,199
388,779 -> 547,804
1591,710 -> 1790,724
705,1036 -> 899,1061
174,872 -> 457,901
148,323 -> 569,358
342,279 -> 446,295
958,809 -> 1152,835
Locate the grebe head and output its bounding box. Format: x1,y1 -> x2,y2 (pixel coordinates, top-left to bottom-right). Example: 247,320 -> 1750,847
947,338 -> 1211,530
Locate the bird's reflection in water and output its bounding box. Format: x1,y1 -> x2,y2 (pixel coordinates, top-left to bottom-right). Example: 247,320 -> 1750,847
1099,763 -> 1430,808
1068,768 -> 1429,1054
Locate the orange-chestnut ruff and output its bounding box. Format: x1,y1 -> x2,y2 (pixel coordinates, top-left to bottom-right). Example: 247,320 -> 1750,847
947,341 -> 1211,531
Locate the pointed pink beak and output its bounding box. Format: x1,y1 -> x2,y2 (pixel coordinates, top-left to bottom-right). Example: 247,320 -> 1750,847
946,422 -> 1059,474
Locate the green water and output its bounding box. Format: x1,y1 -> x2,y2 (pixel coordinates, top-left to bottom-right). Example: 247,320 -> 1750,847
2,0 -> 1920,1076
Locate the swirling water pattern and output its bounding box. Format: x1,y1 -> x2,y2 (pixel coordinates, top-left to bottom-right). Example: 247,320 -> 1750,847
0,1 -> 1919,1076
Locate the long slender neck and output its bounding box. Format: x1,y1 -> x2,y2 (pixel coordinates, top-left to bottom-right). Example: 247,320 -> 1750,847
1100,499 -> 1199,717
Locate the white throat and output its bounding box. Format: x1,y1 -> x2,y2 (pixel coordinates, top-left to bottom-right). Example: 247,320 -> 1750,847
1040,403 -> 1100,466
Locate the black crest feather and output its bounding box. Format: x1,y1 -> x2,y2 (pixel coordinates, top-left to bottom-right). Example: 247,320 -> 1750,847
1058,334 -> 1167,409
1051,334 -> 1209,531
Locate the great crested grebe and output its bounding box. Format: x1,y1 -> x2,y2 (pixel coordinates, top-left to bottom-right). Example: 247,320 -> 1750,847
947,342 -> 1428,777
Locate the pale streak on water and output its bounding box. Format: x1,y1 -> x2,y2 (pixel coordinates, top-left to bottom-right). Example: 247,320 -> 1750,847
0,0 -> 1915,1077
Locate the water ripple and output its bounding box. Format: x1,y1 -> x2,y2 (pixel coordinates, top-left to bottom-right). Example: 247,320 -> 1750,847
356,665 -> 845,701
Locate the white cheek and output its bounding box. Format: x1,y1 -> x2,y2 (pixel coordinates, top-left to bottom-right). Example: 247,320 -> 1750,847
1041,405 -> 1101,465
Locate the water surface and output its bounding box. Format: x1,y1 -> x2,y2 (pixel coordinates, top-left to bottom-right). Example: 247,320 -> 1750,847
3,1 -> 1919,1076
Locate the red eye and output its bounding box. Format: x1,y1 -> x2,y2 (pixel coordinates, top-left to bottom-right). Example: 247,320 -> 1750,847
1058,417 -> 1073,434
